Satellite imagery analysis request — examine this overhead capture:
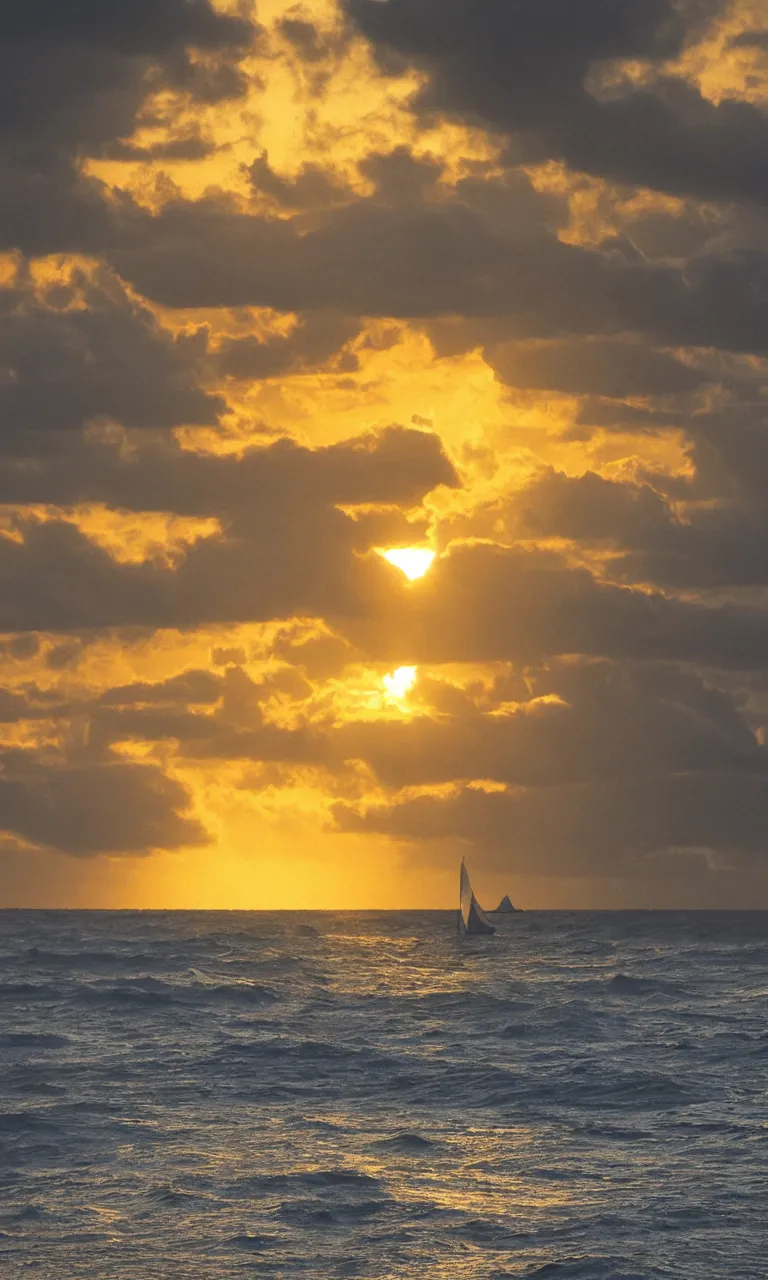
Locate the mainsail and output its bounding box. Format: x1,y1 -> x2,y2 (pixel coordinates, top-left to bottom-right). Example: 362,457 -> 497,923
459,859 -> 496,935
493,894 -> 517,913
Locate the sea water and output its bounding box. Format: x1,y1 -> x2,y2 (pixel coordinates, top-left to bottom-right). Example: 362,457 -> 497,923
1,910 -> 766,1279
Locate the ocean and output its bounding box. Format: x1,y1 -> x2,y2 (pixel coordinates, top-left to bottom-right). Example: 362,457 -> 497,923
1,910 -> 766,1279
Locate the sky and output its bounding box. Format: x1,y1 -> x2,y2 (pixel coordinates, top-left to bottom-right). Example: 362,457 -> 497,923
2,0 -> 768,909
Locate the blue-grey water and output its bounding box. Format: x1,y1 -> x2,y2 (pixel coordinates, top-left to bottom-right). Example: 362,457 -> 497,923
1,911 -> 766,1279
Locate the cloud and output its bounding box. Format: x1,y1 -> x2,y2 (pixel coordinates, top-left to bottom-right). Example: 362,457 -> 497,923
86,664 -> 331,772
0,266 -> 222,436
334,769 -> 768,879
5,516 -> 768,671
0,427 -> 455,632
109,195 -> 768,357
330,657 -> 768,885
504,457 -> 768,590
509,468 -> 675,546
1,0 -> 768,903
0,0 -> 256,255
104,130 -> 218,163
213,312 -> 361,380
247,152 -> 354,212
338,541 -> 768,670
486,338 -> 716,399
0,423 -> 457,517
336,659 -> 760,789
728,29 -> 768,52
99,668 -> 223,706
0,752 -> 205,856
344,0 -> 768,207
0,685 -> 57,723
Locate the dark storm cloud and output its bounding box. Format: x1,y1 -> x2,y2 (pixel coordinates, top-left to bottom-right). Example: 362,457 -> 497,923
729,30 -> 768,52
277,15 -> 349,63
344,0 -> 768,207
336,660 -> 760,789
0,427 -> 454,632
571,397 -> 695,436
686,413 -> 768,504
334,769 -> 768,878
5,515 -> 768,662
0,634 -> 40,662
0,268 -> 222,434
87,665 -> 331,769
89,707 -> 219,753
338,542 -> 768,671
452,168 -> 568,236
105,131 -> 217,162
0,424 -> 457,516
0,1 -> 252,50
0,510 -> 369,630
568,391 -> 768,442
0,0 -> 256,256
358,146 -> 443,204
214,312 -> 361,380
109,196 -> 768,352
331,655 -> 768,879
0,752 -> 205,856
97,651 -> 762,788
0,685 -> 60,723
621,202 -> 724,262
506,427 -> 768,589
486,338 -> 718,399
247,152 -> 354,211
99,669 -> 223,707
508,469 -> 674,547
271,628 -> 355,680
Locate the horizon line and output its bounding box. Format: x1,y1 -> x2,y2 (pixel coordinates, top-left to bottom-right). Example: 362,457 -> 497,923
2,906 -> 768,913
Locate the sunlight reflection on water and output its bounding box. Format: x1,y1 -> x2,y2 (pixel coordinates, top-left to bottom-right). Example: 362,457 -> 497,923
1,909 -> 766,1279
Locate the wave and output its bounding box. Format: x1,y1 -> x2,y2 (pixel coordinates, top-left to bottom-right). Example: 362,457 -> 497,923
0,1033 -> 70,1049
514,1261 -> 679,1279
1,908 -> 765,1279
229,1233 -> 282,1251
608,974 -> 687,997
189,980 -> 279,1005
0,1110 -> 61,1134
552,1069 -> 698,1111
76,980 -> 177,1008
371,1132 -> 436,1154
0,983 -> 58,1000
449,1217 -> 532,1247
24,948 -> 132,967
232,1169 -> 383,1196
145,1185 -> 202,1207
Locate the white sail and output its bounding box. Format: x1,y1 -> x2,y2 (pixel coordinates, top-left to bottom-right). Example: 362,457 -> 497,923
492,894 -> 517,913
459,859 -> 495,935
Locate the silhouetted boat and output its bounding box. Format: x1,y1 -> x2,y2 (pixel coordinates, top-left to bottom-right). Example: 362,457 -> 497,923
459,859 -> 495,935
492,895 -> 519,913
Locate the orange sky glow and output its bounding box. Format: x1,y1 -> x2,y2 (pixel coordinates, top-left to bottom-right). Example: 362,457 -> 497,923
2,0 -> 768,908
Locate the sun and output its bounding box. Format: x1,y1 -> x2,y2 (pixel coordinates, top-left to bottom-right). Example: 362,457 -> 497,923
379,547 -> 436,581
383,665 -> 417,700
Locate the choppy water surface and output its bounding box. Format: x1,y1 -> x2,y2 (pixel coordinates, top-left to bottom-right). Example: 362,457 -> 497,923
1,911 -> 766,1279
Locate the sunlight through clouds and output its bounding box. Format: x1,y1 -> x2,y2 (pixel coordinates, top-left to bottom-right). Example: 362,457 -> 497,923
379,547 -> 435,580
3,0 -> 768,911
382,665 -> 417,701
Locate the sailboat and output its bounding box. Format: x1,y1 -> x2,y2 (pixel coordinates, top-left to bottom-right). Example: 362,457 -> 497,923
492,894 -> 519,913
458,859 -> 496,936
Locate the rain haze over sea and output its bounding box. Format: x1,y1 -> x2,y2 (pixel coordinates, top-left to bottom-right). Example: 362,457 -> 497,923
1,910 -> 766,1280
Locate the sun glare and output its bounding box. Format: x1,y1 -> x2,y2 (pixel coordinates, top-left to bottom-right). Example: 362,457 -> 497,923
380,547 -> 436,581
383,665 -> 417,700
